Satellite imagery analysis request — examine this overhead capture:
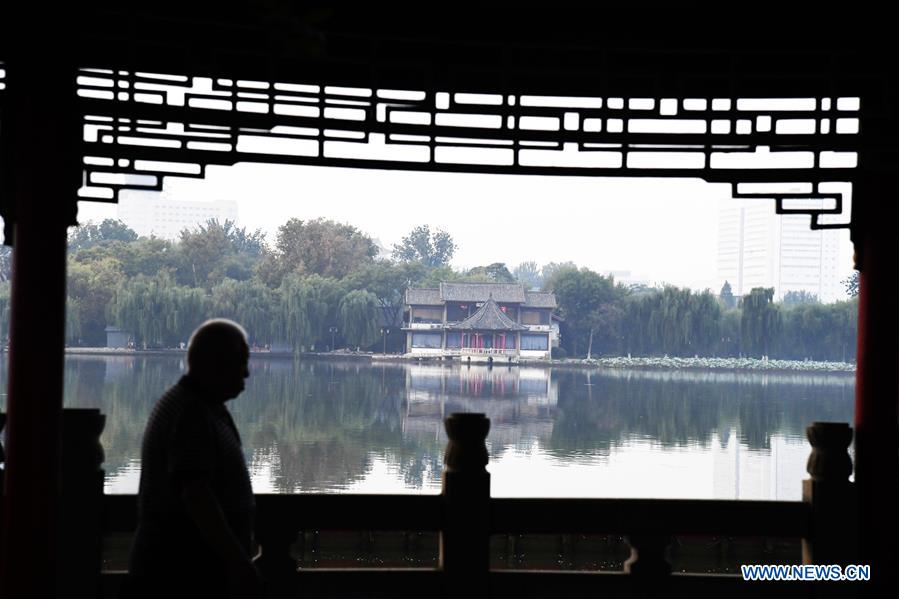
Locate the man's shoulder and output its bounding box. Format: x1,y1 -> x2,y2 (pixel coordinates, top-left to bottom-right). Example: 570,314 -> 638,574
156,378 -> 194,407
148,378 -> 207,428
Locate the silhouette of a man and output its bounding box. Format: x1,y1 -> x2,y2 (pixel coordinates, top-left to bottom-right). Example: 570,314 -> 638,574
126,319 -> 262,599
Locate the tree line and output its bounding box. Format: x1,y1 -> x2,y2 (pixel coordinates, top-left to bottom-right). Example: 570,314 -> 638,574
544,267 -> 857,362
1,220 -> 476,351
0,219 -> 858,361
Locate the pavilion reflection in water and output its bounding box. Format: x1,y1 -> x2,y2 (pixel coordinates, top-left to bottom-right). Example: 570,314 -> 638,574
402,365 -> 557,445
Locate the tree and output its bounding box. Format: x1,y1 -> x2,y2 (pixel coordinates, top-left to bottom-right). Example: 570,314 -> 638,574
267,218 -> 378,282
176,219 -> 266,288
274,274 -> 346,350
624,286 -> 722,357
65,296 -> 83,345
782,290 -> 820,306
513,261 -> 542,289
539,261 -> 578,291
211,279 -> 277,345
69,219 -> 138,252
337,290 -> 381,350
718,309 -> 742,357
391,225 -> 456,267
67,256 -> 126,345
547,267 -> 626,358
842,271 -> 859,298
776,299 -> 857,362
583,302 -> 624,359
626,282 -> 654,296
345,260 -> 427,331
741,287 -> 781,357
222,221 -> 267,257
118,238 -> 178,278
108,272 -> 208,348
465,262 -> 515,283
719,280 -> 736,309
417,264 -> 463,288
71,237 -> 179,280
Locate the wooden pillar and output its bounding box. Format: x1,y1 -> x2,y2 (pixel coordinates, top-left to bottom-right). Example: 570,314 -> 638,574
59,409 -> 106,599
852,177 -> 898,594
0,29 -> 80,599
440,413 -> 491,599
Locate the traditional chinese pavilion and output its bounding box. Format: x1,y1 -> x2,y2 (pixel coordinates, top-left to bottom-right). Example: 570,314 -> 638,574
404,283 -> 558,362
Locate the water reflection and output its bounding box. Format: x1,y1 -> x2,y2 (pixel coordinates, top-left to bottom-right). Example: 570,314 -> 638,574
405,365 -> 557,451
0,356 -> 855,499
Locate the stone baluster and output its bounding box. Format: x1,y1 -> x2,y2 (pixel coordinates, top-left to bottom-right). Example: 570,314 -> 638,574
440,412 -> 491,599
802,421 -> 857,566
58,408 -> 106,599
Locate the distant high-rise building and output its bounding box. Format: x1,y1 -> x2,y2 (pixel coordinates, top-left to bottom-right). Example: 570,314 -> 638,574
717,198 -> 842,302
116,191 -> 239,240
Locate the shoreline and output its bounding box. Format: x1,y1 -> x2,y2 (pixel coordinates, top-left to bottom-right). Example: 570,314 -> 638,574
62,347 -> 856,374
64,347 -> 294,359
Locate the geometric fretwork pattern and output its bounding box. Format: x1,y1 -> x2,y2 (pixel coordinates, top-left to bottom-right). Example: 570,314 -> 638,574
72,68 -> 860,230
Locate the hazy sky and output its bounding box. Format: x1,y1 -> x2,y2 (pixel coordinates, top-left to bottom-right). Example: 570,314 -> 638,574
75,163 -> 853,292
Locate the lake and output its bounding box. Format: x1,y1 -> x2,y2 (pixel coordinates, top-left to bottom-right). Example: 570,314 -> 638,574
2,355 -> 855,500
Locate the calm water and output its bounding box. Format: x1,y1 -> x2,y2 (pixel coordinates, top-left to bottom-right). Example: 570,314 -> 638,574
2,356 -> 855,500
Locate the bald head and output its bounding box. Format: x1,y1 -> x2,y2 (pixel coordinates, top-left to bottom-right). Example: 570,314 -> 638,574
187,319 -> 250,400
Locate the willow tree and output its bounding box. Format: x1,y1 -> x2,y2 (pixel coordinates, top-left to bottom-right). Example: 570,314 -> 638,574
688,290 -> 722,356
109,272 -> 209,348
621,286 -> 723,357
622,293 -> 654,356
66,297 -> 83,346
211,279 -> 276,345
740,287 -> 781,357
274,275 -> 344,350
299,275 -> 346,346
169,286 -> 210,346
337,290 -> 381,350
275,276 -> 313,350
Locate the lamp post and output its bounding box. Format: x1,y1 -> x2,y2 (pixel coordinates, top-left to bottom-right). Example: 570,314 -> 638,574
380,327 -> 390,355
329,326 -> 338,352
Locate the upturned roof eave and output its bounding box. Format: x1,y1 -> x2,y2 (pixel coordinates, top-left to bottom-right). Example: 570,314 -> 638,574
450,296 -> 528,331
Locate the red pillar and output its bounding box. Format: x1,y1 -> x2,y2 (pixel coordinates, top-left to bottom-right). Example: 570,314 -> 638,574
853,181 -> 899,593
0,45 -> 79,599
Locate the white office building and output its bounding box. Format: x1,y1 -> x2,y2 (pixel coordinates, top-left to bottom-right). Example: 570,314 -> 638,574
116,190 -> 239,240
717,198 -> 843,302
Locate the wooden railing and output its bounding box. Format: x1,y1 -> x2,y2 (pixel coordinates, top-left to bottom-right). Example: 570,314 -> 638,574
1,411 -> 861,598
460,348 -> 519,357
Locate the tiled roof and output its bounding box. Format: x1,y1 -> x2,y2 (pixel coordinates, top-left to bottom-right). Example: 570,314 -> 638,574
523,292 -> 557,308
450,296 -> 527,331
406,283 -> 557,309
439,282 -> 526,303
405,288 -> 442,305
